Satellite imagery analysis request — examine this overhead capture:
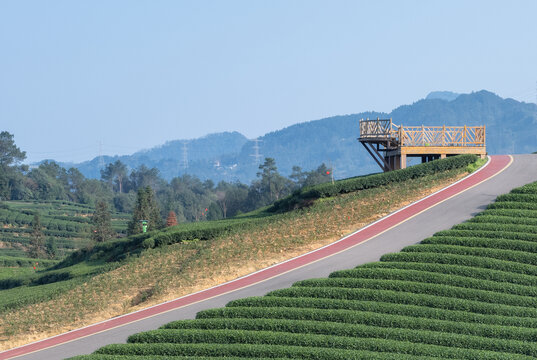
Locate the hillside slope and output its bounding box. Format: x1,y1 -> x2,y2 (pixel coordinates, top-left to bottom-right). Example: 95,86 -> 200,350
0,156 -> 479,354
71,180 -> 537,359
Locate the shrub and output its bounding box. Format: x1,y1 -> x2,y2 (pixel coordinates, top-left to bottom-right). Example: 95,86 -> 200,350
271,155 -> 478,211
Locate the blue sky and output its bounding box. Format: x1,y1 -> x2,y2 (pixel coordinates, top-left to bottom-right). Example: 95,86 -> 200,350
1,0 -> 536,163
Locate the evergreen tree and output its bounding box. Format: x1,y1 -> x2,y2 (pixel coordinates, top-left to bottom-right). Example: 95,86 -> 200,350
101,160 -> 128,193
91,200 -> 115,242
28,213 -> 45,258
249,158 -> 293,208
303,163 -> 333,187
206,202 -> 223,221
0,131 -> 26,200
165,210 -> 178,227
290,165 -> 307,188
128,186 -> 162,235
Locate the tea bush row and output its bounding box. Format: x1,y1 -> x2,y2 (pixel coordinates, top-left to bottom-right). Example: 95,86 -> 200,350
196,306 -> 537,343
96,332 -> 532,359
401,244 -> 537,267
355,261 -> 537,287
380,252 -> 537,276
267,286 -> 537,318
325,267 -> 537,297
433,229 -> 537,242
292,277 -> 537,308
421,236 -> 537,253
221,295 -> 537,329
92,342 -> 446,360
128,326 -> 537,357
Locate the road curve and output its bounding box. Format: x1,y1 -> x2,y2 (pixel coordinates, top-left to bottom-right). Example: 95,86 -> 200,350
3,154 -> 537,360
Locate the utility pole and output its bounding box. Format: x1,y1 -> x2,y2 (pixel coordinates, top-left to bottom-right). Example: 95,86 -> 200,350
250,138 -> 263,165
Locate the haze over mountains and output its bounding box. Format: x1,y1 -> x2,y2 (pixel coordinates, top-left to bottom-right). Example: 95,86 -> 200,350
61,90 -> 537,183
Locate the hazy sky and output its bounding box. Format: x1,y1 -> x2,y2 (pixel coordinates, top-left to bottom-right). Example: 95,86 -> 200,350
1,0 -> 536,163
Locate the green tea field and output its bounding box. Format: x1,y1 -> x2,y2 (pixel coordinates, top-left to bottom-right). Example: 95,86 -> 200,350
72,180 -> 537,359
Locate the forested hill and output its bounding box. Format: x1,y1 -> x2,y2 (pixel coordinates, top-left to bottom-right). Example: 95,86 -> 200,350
68,90 -> 537,183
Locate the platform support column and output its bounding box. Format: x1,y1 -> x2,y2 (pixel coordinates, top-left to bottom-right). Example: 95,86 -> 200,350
400,153 -> 407,169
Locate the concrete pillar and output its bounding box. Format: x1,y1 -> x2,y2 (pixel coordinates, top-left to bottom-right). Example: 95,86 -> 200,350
440,154 -> 446,159
401,153 -> 407,169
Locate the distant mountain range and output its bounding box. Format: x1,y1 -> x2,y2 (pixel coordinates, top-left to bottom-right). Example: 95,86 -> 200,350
57,90 -> 537,184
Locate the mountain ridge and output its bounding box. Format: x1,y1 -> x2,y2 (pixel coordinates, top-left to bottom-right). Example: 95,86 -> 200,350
58,90 -> 537,183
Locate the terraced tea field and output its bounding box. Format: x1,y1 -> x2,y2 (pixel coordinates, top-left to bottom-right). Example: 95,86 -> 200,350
72,180 -> 537,359
0,200 -> 129,259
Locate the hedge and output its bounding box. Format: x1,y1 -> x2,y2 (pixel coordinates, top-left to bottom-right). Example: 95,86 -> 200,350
452,222 -> 537,234
270,154 -> 478,211
401,244 -> 537,267
69,356 -> 289,360
469,215 -> 537,227
487,202 -> 537,211
291,278 -> 537,308
433,229 -> 537,242
325,267 -> 537,297
71,354 -> 292,360
356,261 -> 537,287
128,325 -> 537,356
420,236 -> 537,253
195,308 -> 537,344
510,182 -> 537,194
0,256 -> 57,268
495,193 -> 537,203
267,286 -> 537,318
379,252 -> 537,277
479,208 -> 537,219
94,343 -> 447,360
97,330 -> 534,359
221,295 -> 537,329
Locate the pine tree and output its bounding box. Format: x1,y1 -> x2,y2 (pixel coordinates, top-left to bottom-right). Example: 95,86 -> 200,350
28,213 -> 45,258
128,186 -> 162,235
91,200 -> 115,242
166,211 -> 178,227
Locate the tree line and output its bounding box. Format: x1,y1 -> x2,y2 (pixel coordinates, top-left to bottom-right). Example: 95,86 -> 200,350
1,131 -> 333,234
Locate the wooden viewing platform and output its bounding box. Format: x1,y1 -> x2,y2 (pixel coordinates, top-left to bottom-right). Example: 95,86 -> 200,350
359,118 -> 486,171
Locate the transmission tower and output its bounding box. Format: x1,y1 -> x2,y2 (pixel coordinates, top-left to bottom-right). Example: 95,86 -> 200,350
181,141 -> 189,170
250,138 -> 263,165
98,141 -> 105,170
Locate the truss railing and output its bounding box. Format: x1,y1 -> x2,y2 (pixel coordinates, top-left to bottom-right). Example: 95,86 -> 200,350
359,119 -> 486,147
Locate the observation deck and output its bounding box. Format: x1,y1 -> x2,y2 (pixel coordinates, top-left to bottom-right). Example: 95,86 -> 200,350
359,118 -> 486,171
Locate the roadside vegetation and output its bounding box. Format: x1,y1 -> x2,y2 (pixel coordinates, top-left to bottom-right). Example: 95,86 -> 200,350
0,155 -> 478,350
69,179 -> 537,359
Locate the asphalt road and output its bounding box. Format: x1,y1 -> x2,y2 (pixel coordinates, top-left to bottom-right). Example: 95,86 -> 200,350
4,154 -> 537,360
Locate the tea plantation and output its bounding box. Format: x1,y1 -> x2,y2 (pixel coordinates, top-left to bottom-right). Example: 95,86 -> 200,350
71,180 -> 537,359
0,200 -> 129,259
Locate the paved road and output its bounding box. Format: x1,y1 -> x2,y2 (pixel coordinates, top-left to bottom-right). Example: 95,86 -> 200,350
3,154 -> 537,360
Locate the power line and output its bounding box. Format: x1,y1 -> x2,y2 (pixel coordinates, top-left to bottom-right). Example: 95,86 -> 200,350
182,141 -> 189,170
250,138 -> 263,165
98,140 -> 105,170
